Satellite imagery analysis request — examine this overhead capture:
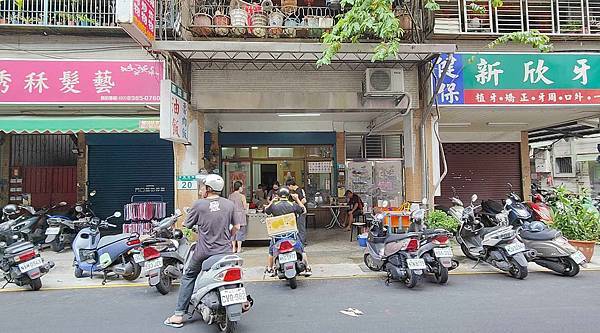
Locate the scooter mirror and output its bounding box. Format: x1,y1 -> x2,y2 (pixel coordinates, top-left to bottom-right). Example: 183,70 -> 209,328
421,198 -> 428,205
75,205 -> 83,213
113,211 -> 122,218
58,201 -> 67,206
471,194 -> 478,203
89,190 -> 97,197
505,198 -> 513,206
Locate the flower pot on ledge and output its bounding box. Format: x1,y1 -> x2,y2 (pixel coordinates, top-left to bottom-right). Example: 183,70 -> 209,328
568,240 -> 596,262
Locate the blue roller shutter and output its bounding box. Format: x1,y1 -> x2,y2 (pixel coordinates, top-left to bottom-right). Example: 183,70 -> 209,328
87,134 -> 174,233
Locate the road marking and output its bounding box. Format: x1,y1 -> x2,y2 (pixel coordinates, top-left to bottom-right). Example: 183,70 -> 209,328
1,268 -> 599,292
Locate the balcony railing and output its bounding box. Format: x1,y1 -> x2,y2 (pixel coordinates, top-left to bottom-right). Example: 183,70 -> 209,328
188,0 -> 431,42
434,0 -> 600,35
0,0 -> 180,40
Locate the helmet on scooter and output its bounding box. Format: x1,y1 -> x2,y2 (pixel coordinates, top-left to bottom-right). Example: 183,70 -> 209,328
2,204 -> 18,216
203,174 -> 225,192
528,221 -> 547,232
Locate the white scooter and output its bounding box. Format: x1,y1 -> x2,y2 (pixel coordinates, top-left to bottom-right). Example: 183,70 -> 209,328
187,246 -> 253,332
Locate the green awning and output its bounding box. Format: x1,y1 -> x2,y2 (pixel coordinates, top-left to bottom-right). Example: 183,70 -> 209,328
0,116 -> 160,134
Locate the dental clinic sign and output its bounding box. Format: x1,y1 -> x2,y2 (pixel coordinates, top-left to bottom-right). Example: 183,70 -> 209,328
433,53 -> 600,106
0,59 -> 162,104
160,80 -> 189,143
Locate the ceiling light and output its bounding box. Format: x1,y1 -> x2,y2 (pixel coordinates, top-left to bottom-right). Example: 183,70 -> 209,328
251,146 -> 259,149
487,122 -> 529,127
438,122 -> 471,128
277,113 -> 321,117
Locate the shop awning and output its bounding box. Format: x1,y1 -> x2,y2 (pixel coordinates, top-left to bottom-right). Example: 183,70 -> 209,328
0,116 -> 160,134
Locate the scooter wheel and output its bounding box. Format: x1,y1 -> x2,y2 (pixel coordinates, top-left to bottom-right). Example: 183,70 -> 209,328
30,278 -> 42,291
218,317 -> 238,333
404,269 -> 418,289
561,257 -> 580,277
289,277 -> 298,289
155,269 -> 172,295
460,243 -> 478,261
364,253 -> 382,271
74,266 -> 84,278
434,265 -> 449,284
50,239 -> 65,253
508,258 -> 528,280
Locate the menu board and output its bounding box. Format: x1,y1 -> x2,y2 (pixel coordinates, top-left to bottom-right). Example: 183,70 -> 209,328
373,161 -> 403,205
308,161 -> 332,174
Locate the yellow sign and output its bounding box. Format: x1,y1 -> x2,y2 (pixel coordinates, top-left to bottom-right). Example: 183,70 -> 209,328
265,213 -> 298,236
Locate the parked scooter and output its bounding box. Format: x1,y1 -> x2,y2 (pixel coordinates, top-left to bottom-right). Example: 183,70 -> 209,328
45,191 -> 97,252
408,199 -> 458,284
451,192 -> 531,279
271,231 -> 306,289
364,211 -> 427,288
9,202 -> 68,245
528,184 -> 554,224
72,211 -> 143,284
141,209 -> 190,295
0,219 -> 54,290
187,246 -> 253,332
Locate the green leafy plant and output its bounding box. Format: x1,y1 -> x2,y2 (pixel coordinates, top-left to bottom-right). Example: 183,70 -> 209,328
182,227 -> 195,242
426,210 -> 459,234
318,0 -> 553,66
550,185 -> 600,241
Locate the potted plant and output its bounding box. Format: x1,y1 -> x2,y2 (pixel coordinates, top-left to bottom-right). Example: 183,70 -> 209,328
551,185 -> 600,262
426,210 -> 459,234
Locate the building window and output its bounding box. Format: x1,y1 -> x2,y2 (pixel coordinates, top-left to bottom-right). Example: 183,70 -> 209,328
555,157 -> 573,174
345,134 -> 403,159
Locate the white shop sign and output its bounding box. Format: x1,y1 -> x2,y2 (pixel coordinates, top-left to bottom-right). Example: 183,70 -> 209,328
160,80 -> 190,143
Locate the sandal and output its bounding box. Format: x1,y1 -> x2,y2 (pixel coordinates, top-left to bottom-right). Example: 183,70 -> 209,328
164,317 -> 183,329
264,266 -> 275,277
304,266 -> 313,277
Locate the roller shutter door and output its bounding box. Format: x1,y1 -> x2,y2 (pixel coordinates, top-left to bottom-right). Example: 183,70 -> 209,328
87,134 -> 174,232
438,143 -> 522,208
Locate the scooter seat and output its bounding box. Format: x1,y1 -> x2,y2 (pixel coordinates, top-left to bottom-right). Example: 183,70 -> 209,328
97,234 -> 133,249
5,241 -> 34,255
480,225 -> 503,236
201,253 -> 230,271
384,233 -> 418,244
520,229 -> 560,241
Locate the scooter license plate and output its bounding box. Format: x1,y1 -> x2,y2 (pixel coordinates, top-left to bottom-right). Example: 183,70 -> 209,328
433,247 -> 453,258
133,254 -> 145,264
504,241 -> 526,255
220,287 -> 247,306
406,258 -> 427,270
571,251 -> 587,264
278,252 -> 297,264
45,227 -> 61,235
144,257 -> 163,271
18,257 -> 43,273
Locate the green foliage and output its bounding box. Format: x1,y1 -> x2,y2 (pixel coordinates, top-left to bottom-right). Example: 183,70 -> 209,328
426,210 -> 459,234
489,30 -> 553,53
317,0 -> 403,66
318,0 -> 553,66
550,185 -> 600,241
182,227 -> 195,242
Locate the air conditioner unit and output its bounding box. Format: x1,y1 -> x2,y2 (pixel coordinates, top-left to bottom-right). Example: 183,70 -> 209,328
363,68 -> 405,96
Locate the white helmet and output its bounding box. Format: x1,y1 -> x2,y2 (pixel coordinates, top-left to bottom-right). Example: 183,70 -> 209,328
204,174 -> 225,192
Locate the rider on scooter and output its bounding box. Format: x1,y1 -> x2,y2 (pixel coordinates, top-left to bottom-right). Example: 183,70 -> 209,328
164,174 -> 242,328
263,187 -> 312,277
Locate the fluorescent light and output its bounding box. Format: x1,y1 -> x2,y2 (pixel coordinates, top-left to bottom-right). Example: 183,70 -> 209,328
277,113 -> 321,117
438,122 -> 471,128
487,122 -> 528,127
251,146 -> 259,150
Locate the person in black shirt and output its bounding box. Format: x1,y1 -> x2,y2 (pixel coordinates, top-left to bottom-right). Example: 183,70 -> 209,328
286,179 -> 307,245
264,187 -> 312,277
344,190 -> 364,231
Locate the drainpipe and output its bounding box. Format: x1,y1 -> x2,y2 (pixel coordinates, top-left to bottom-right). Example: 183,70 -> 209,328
420,54 -> 453,202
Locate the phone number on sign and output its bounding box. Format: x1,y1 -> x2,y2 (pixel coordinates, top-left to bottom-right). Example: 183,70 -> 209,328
100,95 -> 160,102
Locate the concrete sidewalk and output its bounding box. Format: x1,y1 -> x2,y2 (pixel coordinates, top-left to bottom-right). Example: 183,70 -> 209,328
2,228 -> 599,292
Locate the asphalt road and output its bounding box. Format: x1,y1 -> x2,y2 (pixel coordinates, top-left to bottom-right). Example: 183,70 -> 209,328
1,272 -> 600,333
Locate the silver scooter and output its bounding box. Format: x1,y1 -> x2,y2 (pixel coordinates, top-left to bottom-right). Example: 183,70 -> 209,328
187,247 -> 253,332
452,193 -> 531,280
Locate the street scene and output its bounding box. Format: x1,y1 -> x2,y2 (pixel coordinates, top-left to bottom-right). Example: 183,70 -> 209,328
1,0 -> 600,332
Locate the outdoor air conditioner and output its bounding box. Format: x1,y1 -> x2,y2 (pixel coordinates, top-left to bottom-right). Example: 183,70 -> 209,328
363,68 -> 405,96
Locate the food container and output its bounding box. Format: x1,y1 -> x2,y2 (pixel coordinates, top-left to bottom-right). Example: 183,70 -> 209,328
230,8 -> 248,36
251,12 -> 268,37
213,13 -> 230,36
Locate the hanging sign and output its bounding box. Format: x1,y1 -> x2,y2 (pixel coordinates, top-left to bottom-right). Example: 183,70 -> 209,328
160,79 -> 190,143
433,53 -> 600,106
116,0 -> 156,47
177,176 -> 198,190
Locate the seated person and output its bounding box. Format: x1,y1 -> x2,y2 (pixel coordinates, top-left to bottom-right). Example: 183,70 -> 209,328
344,190 -> 364,231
